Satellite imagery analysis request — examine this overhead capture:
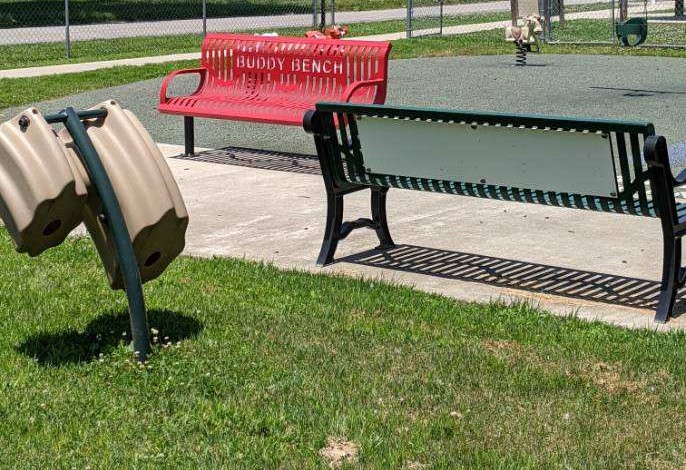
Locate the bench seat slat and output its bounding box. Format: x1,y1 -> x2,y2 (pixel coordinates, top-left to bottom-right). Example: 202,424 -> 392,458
346,169 -> 686,219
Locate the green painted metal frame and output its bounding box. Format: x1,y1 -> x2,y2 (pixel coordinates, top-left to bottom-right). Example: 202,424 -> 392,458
304,103 -> 685,322
314,103 -> 656,135
44,107 -> 150,360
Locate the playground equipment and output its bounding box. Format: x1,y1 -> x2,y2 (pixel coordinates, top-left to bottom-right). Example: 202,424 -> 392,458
505,14 -> 544,65
60,101 -> 188,290
305,24 -> 349,39
307,0 -> 347,40
0,101 -> 188,361
0,110 -> 88,256
614,0 -> 649,46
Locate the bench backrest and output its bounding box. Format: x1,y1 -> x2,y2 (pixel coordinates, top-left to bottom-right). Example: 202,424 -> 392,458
307,103 -> 661,216
201,34 -> 391,102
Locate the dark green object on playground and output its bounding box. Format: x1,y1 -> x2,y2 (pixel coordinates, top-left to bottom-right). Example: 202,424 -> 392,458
42,109 -> 150,359
305,103 -> 686,323
616,18 -> 649,47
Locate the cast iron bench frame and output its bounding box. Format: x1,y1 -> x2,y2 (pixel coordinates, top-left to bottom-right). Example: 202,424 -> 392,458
304,103 -> 686,323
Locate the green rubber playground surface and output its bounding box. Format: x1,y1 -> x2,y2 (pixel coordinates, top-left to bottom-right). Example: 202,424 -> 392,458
4,54 -> 685,168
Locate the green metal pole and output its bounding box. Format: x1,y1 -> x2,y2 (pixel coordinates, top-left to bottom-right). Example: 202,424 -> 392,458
61,107 -> 150,361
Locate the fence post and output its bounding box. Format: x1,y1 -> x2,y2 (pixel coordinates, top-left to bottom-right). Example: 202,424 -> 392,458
312,0 -> 317,27
320,0 -> 326,30
331,0 -> 335,25
406,0 -> 413,39
676,0 -> 684,17
510,0 -> 518,24
619,0 -> 628,21
202,0 -> 207,36
558,0 -> 565,26
439,0 -> 444,35
64,0 -> 71,58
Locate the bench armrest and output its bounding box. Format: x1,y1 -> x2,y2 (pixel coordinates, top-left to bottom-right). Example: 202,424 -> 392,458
159,67 -> 207,105
340,79 -> 386,103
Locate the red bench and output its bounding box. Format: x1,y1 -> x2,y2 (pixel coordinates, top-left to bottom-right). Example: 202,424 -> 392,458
158,34 -> 392,155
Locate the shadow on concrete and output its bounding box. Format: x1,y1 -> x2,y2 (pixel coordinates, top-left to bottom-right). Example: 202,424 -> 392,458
339,244 -> 686,316
172,146 -> 320,175
590,86 -> 686,97
17,310 -> 203,366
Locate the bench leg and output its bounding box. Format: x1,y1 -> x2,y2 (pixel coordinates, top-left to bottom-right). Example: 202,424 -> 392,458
316,192 -> 344,267
656,235 -> 683,323
184,116 -> 195,156
316,187 -> 395,267
371,187 -> 395,249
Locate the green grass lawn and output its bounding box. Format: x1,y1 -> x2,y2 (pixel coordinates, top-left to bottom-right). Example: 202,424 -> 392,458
0,35 -> 205,71
2,228 -> 686,467
551,18 -> 686,44
0,60 -> 197,109
1,0 -> 499,28
0,12 -> 513,70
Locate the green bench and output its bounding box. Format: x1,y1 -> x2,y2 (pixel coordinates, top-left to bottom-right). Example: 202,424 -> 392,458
304,103 -> 686,323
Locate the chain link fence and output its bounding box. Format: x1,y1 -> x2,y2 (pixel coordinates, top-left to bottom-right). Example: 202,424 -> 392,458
407,0 -> 447,37
540,0 -> 686,48
348,0 -> 513,39
0,0 -> 320,55
1,0 -> 685,62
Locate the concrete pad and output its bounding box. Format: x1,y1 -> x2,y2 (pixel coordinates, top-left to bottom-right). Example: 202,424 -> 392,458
158,143 -> 686,331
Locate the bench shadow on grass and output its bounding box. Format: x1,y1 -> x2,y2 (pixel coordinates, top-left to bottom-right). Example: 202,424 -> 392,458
339,244 -> 686,317
17,310 -> 203,366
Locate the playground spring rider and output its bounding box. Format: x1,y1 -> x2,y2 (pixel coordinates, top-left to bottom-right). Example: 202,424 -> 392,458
305,0 -> 349,39
505,14 -> 544,66
305,24 -> 349,39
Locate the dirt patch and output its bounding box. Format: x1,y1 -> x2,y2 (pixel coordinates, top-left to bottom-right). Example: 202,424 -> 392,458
482,339 -> 523,353
579,361 -> 670,396
481,339 -> 536,363
583,361 -> 642,394
480,339 -> 670,398
405,461 -> 426,469
319,437 -> 359,468
349,308 -> 385,319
